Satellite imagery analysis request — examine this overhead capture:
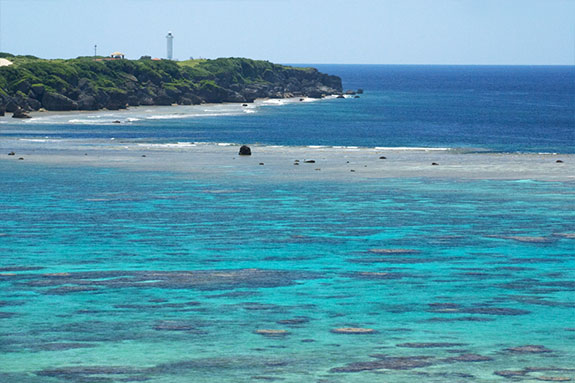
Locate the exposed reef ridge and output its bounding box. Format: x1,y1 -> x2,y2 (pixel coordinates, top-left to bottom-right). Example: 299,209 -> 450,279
0,53 -> 343,116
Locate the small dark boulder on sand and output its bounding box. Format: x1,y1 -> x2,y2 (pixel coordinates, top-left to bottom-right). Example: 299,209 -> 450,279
12,108 -> 31,119
239,145 -> 252,156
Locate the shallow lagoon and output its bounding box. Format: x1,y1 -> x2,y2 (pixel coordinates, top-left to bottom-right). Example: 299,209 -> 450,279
1,64 -> 574,382
1,158 -> 574,382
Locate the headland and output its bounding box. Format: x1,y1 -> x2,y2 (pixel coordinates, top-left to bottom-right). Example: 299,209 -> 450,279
0,53 -> 342,117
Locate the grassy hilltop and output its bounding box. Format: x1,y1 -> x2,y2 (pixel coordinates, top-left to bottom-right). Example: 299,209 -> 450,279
0,53 -> 342,115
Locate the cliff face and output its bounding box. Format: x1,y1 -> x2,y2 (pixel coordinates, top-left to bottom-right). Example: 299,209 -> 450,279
0,54 -> 342,114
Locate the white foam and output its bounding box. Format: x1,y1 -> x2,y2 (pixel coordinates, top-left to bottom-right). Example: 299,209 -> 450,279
18,138 -> 62,143
374,147 -> 452,151
137,142 -> 198,148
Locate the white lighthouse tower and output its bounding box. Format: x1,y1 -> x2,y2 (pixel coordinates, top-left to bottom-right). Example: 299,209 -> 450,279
166,32 -> 174,60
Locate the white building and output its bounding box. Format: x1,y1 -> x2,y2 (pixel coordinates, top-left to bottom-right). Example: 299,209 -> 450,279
166,32 -> 174,60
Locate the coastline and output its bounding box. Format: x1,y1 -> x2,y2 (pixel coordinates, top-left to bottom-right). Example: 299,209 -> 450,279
0,95 -> 339,124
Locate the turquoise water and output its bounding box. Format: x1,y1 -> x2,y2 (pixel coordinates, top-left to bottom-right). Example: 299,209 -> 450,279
1,65 -> 574,381
1,160 -> 574,382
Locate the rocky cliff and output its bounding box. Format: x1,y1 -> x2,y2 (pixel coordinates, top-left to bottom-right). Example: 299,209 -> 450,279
0,54 -> 342,116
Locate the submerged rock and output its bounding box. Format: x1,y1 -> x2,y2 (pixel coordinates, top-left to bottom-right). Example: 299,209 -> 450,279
494,370 -> 527,378
330,327 -> 377,334
331,355 -> 433,373
368,248 -> 419,254
254,329 -> 289,337
505,345 -> 553,354
446,353 -> 493,362
397,342 -> 466,348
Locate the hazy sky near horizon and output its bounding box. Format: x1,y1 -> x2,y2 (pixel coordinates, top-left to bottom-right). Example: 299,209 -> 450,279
0,0 -> 573,64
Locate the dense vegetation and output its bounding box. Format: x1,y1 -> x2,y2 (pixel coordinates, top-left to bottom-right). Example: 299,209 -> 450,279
0,53 -> 342,114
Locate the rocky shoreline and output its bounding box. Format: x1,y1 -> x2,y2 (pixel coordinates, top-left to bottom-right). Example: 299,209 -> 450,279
0,56 -> 344,118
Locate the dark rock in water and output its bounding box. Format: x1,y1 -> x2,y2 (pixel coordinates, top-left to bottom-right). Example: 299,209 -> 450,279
446,353 -> 493,362
8,152 -> 15,156
350,271 -> 406,280
259,163 -> 264,165
153,320 -> 205,333
397,342 -> 466,348
505,345 -> 553,353
36,342 -> 97,351
330,327 -> 377,334
463,307 -> 530,316
303,160 -> 315,163
299,98 -> 305,101
242,104 -> 248,107
426,316 -> 494,322
379,156 -> 386,159
36,366 -> 143,378
431,162 -> 439,166
276,317 -> 310,325
337,95 -> 345,99
368,248 -> 419,254
494,370 -> 527,378
331,356 -> 433,373
354,95 -> 360,98
18,157 -> 24,160
556,160 -> 564,163
12,108 -> 31,118
254,329 -> 289,337
113,120 -> 121,124
239,145 -> 252,156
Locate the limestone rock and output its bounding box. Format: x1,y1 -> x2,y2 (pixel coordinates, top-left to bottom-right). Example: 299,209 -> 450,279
42,93 -> 78,111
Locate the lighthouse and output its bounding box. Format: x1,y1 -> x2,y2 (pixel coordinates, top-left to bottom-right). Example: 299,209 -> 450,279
166,32 -> 174,60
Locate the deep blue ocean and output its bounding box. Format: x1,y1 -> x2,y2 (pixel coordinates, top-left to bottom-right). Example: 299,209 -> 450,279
2,65 -> 574,153
1,66 -> 574,383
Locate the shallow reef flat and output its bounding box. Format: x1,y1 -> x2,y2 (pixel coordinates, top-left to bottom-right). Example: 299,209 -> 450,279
1,140 -> 573,182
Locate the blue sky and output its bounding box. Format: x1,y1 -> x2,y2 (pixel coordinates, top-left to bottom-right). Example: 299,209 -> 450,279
0,0 -> 573,64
